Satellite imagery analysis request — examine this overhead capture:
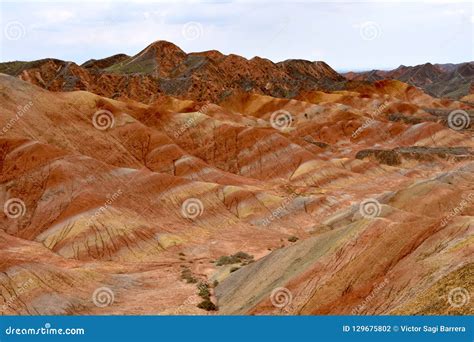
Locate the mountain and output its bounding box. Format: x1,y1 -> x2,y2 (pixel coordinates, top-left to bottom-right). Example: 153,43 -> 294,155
0,40 -> 344,103
0,41 -> 473,316
344,62 -> 474,101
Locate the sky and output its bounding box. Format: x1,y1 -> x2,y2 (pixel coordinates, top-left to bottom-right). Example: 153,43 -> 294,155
0,0 -> 473,71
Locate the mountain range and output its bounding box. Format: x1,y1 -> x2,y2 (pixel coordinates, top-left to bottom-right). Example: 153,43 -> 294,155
0,41 -> 472,315
344,62 -> 474,101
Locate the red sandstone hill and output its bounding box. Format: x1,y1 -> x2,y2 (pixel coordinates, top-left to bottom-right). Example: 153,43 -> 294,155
344,62 -> 474,100
0,40 -> 344,104
0,41 -> 473,316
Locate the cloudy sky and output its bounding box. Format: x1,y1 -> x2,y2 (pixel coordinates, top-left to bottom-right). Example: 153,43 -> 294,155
1,0 -> 472,71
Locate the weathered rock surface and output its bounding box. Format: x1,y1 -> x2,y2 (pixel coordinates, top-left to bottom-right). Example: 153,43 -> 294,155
0,43 -> 472,315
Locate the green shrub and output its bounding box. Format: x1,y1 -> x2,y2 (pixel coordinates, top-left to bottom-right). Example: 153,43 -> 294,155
232,251 -> 253,260
181,268 -> 198,284
197,282 -> 211,300
288,236 -> 299,242
215,252 -> 254,266
215,255 -> 234,266
197,299 -> 217,311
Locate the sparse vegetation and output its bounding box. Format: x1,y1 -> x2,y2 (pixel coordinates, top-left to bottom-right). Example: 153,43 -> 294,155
197,282 -> 211,300
180,268 -> 198,284
388,113 -> 423,124
196,282 -> 218,311
288,236 -> 299,242
215,252 -> 254,266
105,58 -> 155,74
215,255 -> 233,266
0,61 -> 29,76
355,149 -> 401,166
197,299 -> 217,311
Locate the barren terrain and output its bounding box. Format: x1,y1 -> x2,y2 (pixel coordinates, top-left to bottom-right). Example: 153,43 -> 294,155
0,41 -> 472,315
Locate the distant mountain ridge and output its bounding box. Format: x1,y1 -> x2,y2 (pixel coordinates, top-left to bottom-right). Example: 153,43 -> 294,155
344,62 -> 474,100
0,40 -> 344,103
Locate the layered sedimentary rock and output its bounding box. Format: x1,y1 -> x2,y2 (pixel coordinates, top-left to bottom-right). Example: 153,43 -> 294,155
344,62 -> 474,100
0,40 -> 344,104
0,42 -> 472,315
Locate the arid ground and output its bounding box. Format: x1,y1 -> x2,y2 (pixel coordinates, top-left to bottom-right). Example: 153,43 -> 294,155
0,41 -> 472,315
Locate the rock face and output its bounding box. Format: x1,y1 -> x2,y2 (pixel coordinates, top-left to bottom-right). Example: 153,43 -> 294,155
0,42 -> 473,316
0,40 -> 344,104
344,62 -> 474,100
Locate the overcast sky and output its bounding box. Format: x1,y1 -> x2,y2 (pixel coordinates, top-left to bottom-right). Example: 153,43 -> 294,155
1,0 -> 473,71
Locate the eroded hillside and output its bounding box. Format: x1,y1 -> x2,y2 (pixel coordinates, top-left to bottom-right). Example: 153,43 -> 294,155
0,42 -> 472,315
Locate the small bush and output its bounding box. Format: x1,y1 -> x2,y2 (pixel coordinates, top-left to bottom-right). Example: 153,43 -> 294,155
215,255 -> 234,266
197,299 -> 217,311
233,251 -> 253,260
197,282 -> 211,300
181,268 -> 198,284
215,252 -> 254,266
288,236 -> 299,242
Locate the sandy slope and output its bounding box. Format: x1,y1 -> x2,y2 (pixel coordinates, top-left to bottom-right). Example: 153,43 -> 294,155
0,55 -> 472,316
